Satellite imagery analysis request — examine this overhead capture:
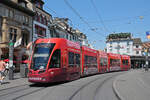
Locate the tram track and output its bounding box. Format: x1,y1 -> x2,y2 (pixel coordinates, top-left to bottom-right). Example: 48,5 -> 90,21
0,72 -> 124,100
94,73 -> 121,100
12,87 -> 46,100
0,84 -> 29,92
0,83 -> 49,100
69,72 -> 122,100
0,84 -> 30,97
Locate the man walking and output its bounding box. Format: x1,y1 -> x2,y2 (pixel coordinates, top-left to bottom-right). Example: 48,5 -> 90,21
0,60 -> 6,83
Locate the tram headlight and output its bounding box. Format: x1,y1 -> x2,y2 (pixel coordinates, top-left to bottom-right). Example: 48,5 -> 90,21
50,71 -> 54,75
42,77 -> 46,81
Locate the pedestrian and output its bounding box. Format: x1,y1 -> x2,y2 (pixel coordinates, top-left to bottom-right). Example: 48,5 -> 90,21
0,60 -> 6,83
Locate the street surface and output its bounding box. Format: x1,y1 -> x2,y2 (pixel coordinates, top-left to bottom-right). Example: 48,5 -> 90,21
1,69 -> 150,100
114,69 -> 150,100
0,72 -> 122,100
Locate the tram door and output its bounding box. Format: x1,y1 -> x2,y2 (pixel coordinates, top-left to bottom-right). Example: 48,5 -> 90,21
67,51 -> 80,81
61,50 -> 67,80
48,49 -> 66,81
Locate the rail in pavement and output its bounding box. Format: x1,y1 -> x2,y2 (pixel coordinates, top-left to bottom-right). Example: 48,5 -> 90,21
0,73 -> 30,90
113,69 -> 150,100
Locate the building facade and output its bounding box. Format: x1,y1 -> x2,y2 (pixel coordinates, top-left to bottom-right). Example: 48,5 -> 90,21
106,39 -> 133,55
106,33 -> 142,56
106,33 -> 145,68
132,38 -> 142,56
0,0 -> 34,70
31,0 -> 52,42
50,17 -> 88,45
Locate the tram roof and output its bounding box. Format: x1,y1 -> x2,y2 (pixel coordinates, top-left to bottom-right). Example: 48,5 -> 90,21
107,53 -> 120,58
121,55 -> 130,59
35,38 -> 80,49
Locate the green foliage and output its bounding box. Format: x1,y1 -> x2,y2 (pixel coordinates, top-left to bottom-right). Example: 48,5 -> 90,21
108,33 -> 131,40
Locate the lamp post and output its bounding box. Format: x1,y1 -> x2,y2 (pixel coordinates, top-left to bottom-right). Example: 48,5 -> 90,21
144,48 -> 149,71
146,48 -> 149,70
9,39 -> 14,80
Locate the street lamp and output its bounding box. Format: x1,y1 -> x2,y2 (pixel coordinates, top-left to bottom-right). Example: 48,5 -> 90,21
144,47 -> 149,70
9,36 -> 14,80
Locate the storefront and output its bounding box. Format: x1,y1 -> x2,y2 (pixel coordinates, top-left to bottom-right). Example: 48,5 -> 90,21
130,56 -> 149,68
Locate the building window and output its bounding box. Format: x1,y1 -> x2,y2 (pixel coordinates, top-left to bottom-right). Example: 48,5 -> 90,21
70,35 -> 72,40
9,10 -> 14,18
66,34 -> 68,39
35,2 -> 43,9
5,8 -> 9,17
22,33 -> 28,46
9,28 -> 17,42
35,25 -> 46,37
39,15 -> 43,23
0,7 -> 5,16
34,13 -> 39,21
43,17 -> 47,25
25,16 -> 29,24
127,48 -> 130,53
136,51 -> 139,54
127,41 -> 129,46
110,49 -> 112,52
136,45 -> 139,48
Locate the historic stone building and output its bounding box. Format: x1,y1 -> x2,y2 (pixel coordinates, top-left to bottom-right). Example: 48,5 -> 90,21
50,17 -> 88,45
0,0 -> 34,70
106,33 -> 146,68
31,0 -> 52,42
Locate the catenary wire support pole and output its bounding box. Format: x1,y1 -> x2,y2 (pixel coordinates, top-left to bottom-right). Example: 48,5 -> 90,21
9,40 -> 14,80
145,48 -> 149,71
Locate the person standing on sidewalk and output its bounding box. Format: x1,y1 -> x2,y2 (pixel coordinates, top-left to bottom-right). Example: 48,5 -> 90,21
0,60 -> 6,83
145,64 -> 149,71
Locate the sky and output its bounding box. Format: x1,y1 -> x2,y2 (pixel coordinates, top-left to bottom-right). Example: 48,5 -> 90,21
44,0 -> 150,50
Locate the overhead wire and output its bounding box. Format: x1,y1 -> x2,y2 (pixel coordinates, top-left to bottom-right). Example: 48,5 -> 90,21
63,0 -> 106,37
90,0 -> 111,33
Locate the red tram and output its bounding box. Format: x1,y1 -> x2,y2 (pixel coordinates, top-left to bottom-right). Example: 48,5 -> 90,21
107,53 -> 121,71
98,51 -> 108,73
28,38 -> 131,83
28,38 -> 81,83
81,46 -> 98,76
120,55 -> 131,71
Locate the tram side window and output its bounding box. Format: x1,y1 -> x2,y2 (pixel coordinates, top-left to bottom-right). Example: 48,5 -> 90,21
92,57 -> 97,67
49,49 -> 61,68
84,55 -> 88,67
100,58 -> 103,66
84,55 -> 97,67
110,59 -> 120,66
69,52 -> 74,67
68,52 -> 80,67
122,60 -> 128,65
103,58 -> 108,66
75,54 -> 80,67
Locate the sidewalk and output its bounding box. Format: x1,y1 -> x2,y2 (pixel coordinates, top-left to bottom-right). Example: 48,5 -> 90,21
113,69 -> 150,100
0,73 -> 30,90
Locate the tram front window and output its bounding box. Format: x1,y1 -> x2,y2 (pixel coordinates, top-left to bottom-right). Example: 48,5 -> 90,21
31,43 -> 55,70
49,49 -> 61,68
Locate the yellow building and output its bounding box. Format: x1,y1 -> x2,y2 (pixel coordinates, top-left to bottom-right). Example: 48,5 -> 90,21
0,0 -> 34,71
